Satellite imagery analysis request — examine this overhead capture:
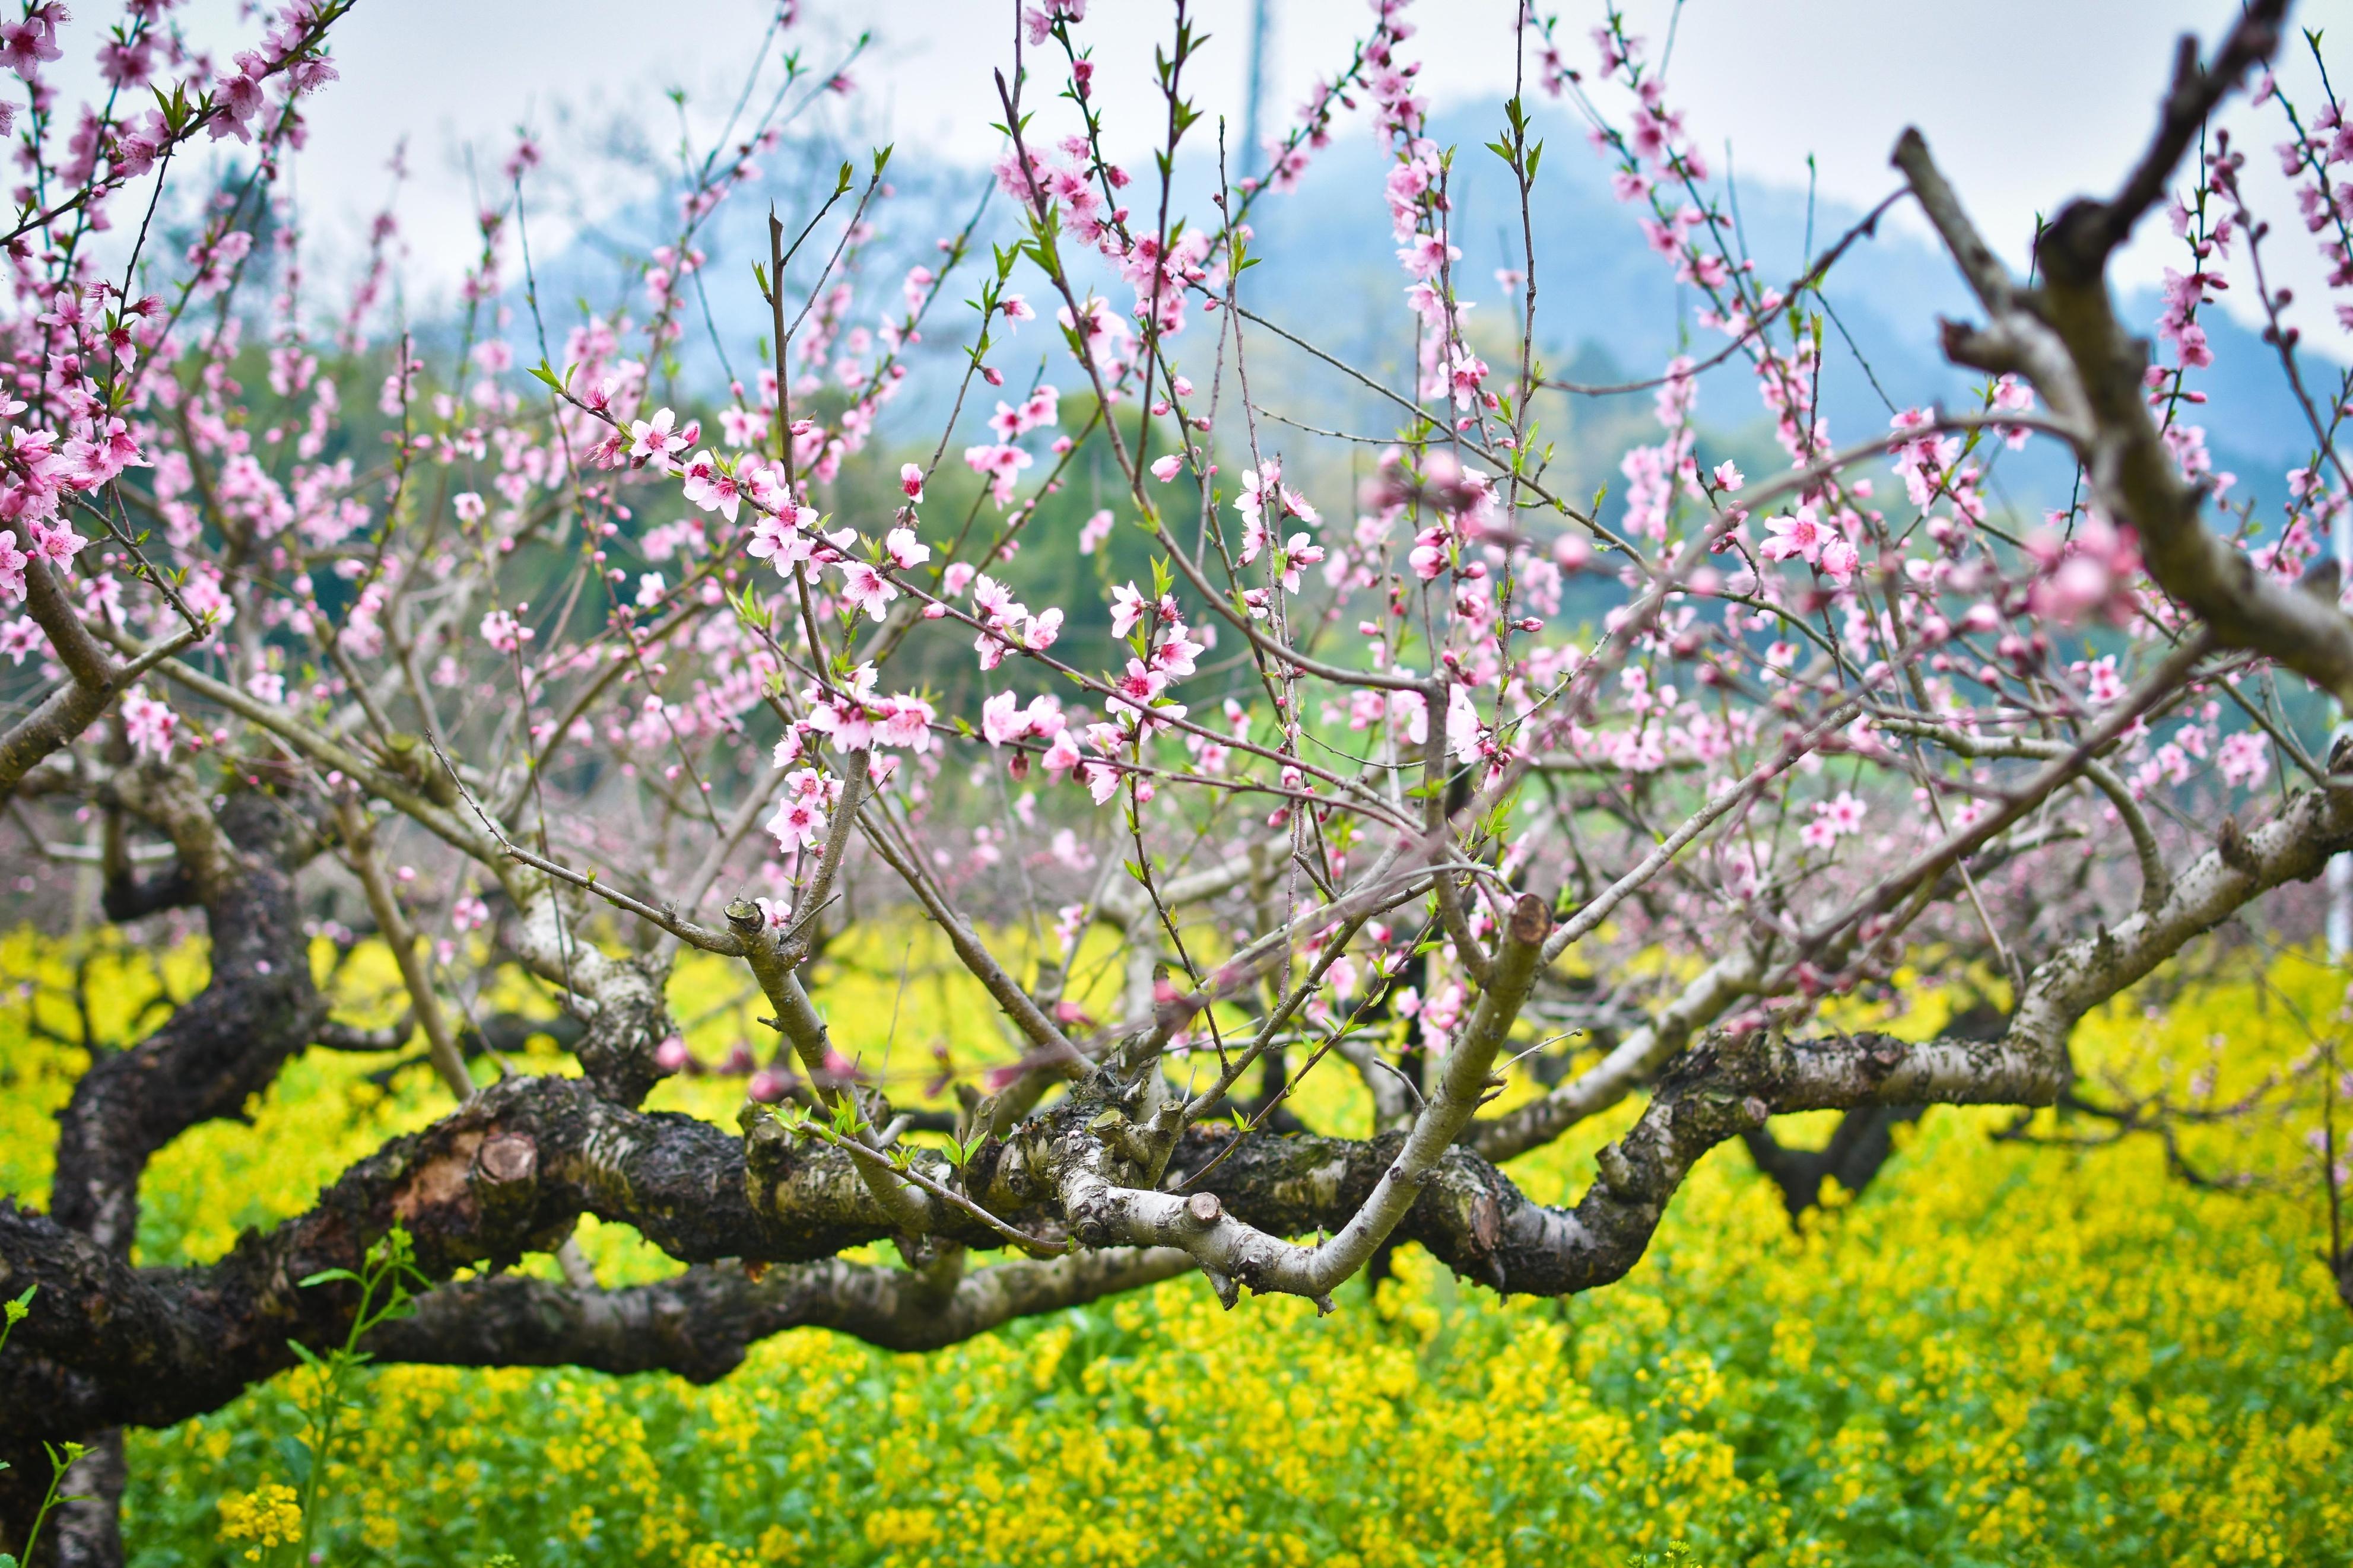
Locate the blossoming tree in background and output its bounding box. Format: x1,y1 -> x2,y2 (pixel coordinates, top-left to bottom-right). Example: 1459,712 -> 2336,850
3,0 -> 2352,1559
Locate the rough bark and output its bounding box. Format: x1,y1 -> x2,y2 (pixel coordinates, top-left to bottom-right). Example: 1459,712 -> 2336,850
8,770 -> 322,1565
0,1026 -> 2046,1440
1738,1001 -> 2000,1219
1740,1106 -> 1925,1220
47,780 -> 324,1252
367,1248 -> 1197,1381
10,773 -> 2353,1452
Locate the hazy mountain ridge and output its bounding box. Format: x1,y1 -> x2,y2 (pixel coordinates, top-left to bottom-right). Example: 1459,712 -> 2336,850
522,98 -> 2333,527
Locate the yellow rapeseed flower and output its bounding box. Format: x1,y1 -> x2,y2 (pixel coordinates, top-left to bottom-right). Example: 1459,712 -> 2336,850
215,1482 -> 301,1562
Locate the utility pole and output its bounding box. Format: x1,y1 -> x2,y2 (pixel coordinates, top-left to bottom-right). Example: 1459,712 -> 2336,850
1242,0 -> 1273,170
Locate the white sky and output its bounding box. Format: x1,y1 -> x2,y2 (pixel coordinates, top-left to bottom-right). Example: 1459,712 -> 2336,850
61,1 -> 2353,344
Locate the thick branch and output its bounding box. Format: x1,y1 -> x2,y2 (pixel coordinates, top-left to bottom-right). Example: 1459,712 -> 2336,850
16,778 -> 2351,1435
0,560 -> 205,804
1897,6 -> 2353,704
366,1249 -> 1195,1382
49,780 -> 323,1254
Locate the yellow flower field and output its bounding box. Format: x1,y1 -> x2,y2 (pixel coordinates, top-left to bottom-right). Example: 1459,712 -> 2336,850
3,925 -> 2348,1566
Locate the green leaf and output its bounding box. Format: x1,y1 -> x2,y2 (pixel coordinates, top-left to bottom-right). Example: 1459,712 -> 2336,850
829,1096 -> 862,1137
298,1268 -> 363,1289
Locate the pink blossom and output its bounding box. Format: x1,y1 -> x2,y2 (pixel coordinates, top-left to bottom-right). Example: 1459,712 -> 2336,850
27,517 -> 80,566
972,574 -> 1023,624
2218,730 -> 2269,788
1110,581 -> 1148,638
2075,654 -> 2126,707
766,791 -> 828,851
1020,608 -> 1063,650
1012,725 -> 1071,779
875,695 -> 936,751
748,509 -> 815,573
1760,508 -> 1834,567
121,688 -> 178,759
981,691 -> 1026,745
1819,791 -> 1865,837
481,608 -> 534,653
1081,760 -> 1123,804
963,441 -> 1034,505
680,451 -> 742,521
1398,234 -> 1460,281
627,408 -> 691,464
1275,534 -> 1326,593
0,615 -> 40,663
1408,526 -> 1450,582
1152,628 -> 1204,679
1818,533 -> 1860,583
836,560 -> 896,618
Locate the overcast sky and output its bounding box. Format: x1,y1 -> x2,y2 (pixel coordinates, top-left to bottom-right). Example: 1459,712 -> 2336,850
81,1 -> 2353,347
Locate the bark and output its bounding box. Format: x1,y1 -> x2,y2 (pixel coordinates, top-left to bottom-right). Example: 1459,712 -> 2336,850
8,771 -> 321,1565
0,1026 -> 2033,1438
366,1248 -> 1196,1380
48,780 -> 323,1252
1740,1106 -> 1923,1220
1738,1000 -> 2000,1219
9,774 -> 2353,1452
44,1435 -> 123,1568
